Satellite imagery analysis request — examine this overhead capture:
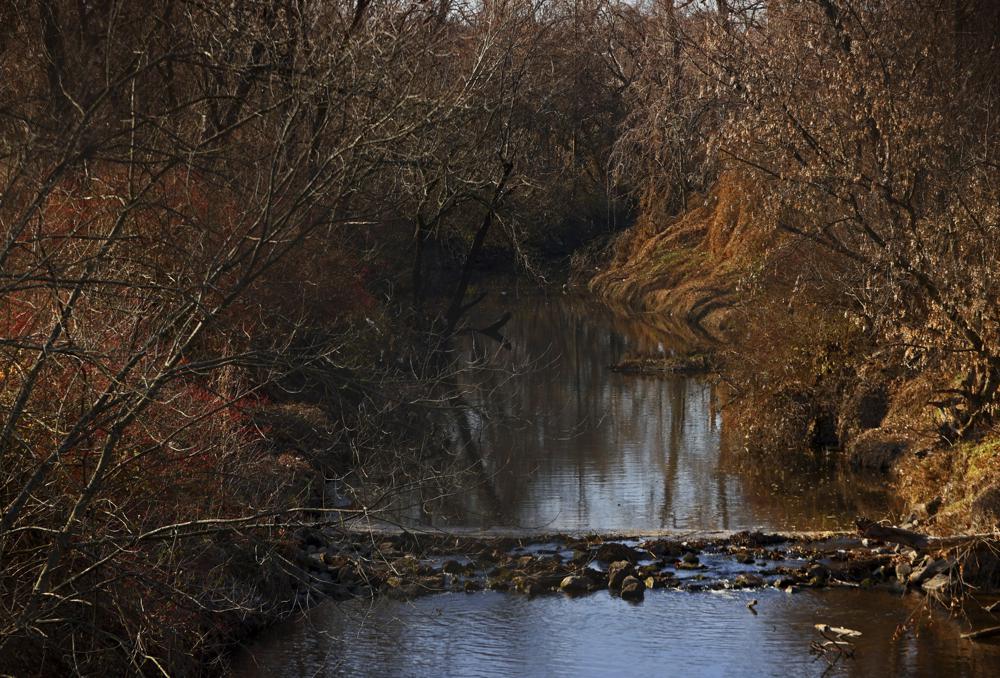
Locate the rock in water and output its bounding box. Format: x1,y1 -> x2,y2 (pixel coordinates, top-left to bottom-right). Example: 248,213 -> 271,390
807,563 -> 830,587
514,576 -> 545,597
677,552 -> 702,570
560,575 -> 591,595
441,559 -> 466,575
607,561 -> 636,590
642,539 -> 683,559
620,575 -> 646,601
733,573 -> 766,588
596,542 -> 645,563
908,557 -> 952,586
922,573 -> 956,599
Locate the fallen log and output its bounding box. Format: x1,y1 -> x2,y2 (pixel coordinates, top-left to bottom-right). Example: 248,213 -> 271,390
961,625 -> 1000,641
856,519 -> 997,552
856,518 -> 929,550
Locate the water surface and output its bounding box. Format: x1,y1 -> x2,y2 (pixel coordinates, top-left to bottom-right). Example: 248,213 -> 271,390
235,589 -> 1000,677
391,292 -> 889,532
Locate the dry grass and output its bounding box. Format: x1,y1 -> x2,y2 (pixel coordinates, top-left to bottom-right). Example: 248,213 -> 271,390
896,435 -> 1000,533
589,172 -> 768,336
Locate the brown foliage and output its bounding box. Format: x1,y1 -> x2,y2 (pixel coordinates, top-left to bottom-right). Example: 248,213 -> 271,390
598,1 -> 1000,471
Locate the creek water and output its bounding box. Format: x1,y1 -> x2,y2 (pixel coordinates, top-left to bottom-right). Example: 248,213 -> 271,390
385,292 -> 889,533
234,291 -> 1000,677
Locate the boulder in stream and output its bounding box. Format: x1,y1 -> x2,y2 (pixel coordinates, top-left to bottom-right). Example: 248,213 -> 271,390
442,559 -> 469,575
514,576 -> 545,596
560,575 -> 591,595
733,573 -> 766,588
596,542 -> 646,564
641,539 -> 683,559
620,575 -> 646,601
677,552 -> 703,569
608,561 -> 636,590
806,563 -> 830,586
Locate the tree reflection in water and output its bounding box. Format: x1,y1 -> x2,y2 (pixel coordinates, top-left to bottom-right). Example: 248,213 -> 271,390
390,291 -> 892,532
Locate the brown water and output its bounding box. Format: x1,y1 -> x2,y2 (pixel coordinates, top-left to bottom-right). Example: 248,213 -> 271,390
233,291 -> 1000,677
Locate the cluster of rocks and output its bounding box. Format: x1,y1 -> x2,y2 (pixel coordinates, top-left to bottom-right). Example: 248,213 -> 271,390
893,553 -> 958,600
285,529 -> 988,607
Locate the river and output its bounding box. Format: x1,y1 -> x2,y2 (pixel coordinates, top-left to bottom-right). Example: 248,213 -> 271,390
233,290 -> 1000,677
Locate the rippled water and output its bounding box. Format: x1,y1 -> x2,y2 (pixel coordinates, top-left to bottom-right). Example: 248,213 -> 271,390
234,290 -> 1000,677
235,589 -> 1000,677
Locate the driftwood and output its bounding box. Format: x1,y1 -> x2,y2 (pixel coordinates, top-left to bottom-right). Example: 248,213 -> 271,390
961,625 -> 1000,641
815,624 -> 862,639
810,624 -> 861,668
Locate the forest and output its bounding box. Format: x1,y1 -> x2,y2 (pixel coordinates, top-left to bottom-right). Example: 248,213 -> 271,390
1,1 -> 999,675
